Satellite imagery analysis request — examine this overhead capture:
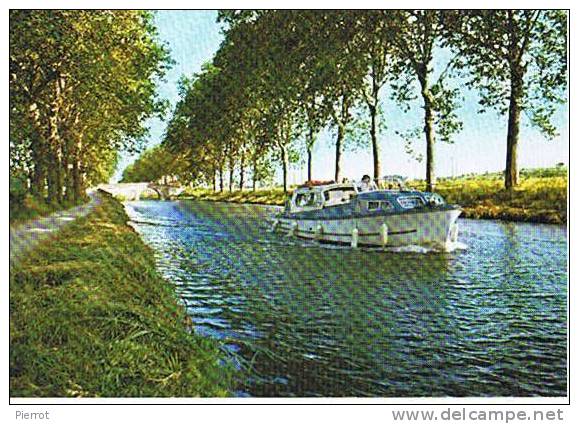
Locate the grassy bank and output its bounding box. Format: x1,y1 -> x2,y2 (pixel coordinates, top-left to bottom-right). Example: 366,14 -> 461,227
183,167 -> 567,225
10,191 -> 230,397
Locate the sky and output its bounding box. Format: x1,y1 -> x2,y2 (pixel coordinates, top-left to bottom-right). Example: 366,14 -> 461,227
113,10 -> 569,184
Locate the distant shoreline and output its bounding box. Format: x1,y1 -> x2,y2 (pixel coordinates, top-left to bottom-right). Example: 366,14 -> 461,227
176,170 -> 567,225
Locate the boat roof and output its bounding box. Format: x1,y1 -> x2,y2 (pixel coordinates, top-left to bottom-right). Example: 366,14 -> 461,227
357,190 -> 421,200
294,182 -> 356,193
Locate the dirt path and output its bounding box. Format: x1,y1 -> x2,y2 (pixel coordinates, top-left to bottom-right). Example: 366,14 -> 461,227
9,191 -> 102,267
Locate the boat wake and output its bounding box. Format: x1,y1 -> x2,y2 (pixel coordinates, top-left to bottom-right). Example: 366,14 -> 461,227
372,241 -> 468,254
446,241 -> 469,252
296,240 -> 469,254
383,245 -> 435,254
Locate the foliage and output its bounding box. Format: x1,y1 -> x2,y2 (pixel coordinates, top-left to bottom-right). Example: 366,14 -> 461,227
132,10 -> 566,198
121,145 -> 183,183
10,192 -> 231,397
443,10 -> 567,188
10,10 -> 170,204
388,10 -> 464,190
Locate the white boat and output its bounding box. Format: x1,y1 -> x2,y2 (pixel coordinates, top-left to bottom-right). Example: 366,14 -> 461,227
271,178 -> 461,251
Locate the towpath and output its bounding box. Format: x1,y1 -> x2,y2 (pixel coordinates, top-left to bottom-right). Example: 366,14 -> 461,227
9,191 -> 101,267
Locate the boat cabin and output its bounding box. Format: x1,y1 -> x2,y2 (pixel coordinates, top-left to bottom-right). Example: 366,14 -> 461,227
286,180 -> 447,216
288,183 -> 357,214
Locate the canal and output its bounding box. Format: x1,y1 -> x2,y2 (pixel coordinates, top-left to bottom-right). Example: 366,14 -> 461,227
124,200 -> 567,397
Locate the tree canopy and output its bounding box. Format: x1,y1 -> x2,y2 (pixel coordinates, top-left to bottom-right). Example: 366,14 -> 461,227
444,10 -> 567,188
14,10 -> 566,199
10,10 -> 171,203
157,10 -> 566,193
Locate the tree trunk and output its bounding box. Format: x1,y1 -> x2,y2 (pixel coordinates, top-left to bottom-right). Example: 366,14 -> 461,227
72,158 -> 83,202
505,71 -> 523,189
32,163 -> 45,198
424,102 -> 435,192
47,148 -> 63,204
53,147 -> 64,204
419,76 -> 436,192
47,78 -> 64,204
212,167 -> 217,192
368,103 -> 381,181
31,144 -> 46,198
228,155 -> 234,192
219,165 -> 224,192
252,156 -> 257,192
280,144 -> 288,193
239,149 -> 245,191
27,104 -> 47,198
306,126 -> 314,182
333,93 -> 349,183
63,144 -> 72,202
46,151 -> 59,204
335,123 -> 344,183
307,147 -> 313,182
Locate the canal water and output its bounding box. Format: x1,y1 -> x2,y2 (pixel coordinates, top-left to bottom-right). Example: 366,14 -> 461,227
124,200 -> 567,397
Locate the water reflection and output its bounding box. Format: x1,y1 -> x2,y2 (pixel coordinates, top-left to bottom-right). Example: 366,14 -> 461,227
125,200 -> 567,397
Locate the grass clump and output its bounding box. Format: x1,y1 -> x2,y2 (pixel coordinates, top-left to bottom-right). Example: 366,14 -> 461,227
10,191 -> 231,397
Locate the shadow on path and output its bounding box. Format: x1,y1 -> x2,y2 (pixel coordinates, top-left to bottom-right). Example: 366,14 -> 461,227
9,191 -> 102,267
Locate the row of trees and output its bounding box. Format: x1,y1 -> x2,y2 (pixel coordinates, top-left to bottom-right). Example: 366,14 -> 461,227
10,10 -> 170,204
126,10 -> 567,192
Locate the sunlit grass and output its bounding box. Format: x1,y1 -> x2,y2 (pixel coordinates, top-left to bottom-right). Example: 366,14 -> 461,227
183,167 -> 567,224
10,192 -> 231,397
411,173 -> 567,224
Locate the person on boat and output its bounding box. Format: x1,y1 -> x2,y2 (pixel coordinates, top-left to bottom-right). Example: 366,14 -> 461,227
359,175 -> 377,192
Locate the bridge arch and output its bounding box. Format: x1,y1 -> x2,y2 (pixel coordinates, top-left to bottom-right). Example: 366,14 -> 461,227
98,182 -> 184,201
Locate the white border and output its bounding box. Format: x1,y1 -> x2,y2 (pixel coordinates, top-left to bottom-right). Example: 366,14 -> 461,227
3,2 -> 574,422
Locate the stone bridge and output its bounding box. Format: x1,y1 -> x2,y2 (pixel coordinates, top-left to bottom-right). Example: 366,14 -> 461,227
98,182 -> 185,201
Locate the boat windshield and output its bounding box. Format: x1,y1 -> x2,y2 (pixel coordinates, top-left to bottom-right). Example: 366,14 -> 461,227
323,187 -> 357,206
295,191 -> 317,207
376,176 -> 409,190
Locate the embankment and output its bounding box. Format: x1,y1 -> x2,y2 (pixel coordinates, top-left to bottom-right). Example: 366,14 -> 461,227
10,191 -> 230,397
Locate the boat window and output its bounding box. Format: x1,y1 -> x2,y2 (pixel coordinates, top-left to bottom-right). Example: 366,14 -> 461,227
323,187 -> 357,204
398,196 -> 425,209
429,194 -> 445,205
366,200 -> 394,211
295,192 -> 316,207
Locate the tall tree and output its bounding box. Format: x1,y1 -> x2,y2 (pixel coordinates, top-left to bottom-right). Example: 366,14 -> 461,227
356,12 -> 397,180
313,12 -> 366,182
10,10 -> 170,202
389,10 -> 463,191
444,10 -> 567,189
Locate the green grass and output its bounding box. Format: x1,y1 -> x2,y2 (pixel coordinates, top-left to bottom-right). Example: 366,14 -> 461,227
10,191 -> 231,397
184,187 -> 287,206
182,167 -> 567,224
409,175 -> 567,224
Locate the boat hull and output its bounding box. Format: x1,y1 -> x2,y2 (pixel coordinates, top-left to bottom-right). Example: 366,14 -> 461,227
273,207 -> 462,251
